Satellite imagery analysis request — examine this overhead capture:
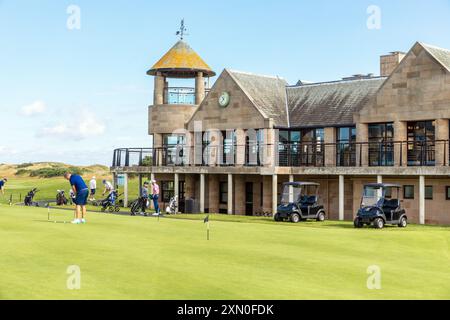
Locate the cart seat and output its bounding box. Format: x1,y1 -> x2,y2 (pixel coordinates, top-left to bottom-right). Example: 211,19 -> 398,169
300,196 -> 317,207
382,199 -> 399,213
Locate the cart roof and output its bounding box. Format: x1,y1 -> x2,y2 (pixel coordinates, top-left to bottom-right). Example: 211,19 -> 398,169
283,182 -> 320,187
364,183 -> 402,189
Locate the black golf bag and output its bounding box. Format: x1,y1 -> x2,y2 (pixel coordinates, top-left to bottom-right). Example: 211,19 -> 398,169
24,188 -> 38,206
56,190 -> 68,206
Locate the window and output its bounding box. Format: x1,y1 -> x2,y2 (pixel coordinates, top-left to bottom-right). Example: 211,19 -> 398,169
162,134 -> 186,166
246,129 -> 264,166
161,181 -> 174,203
403,185 -> 415,199
407,121 -> 435,166
336,127 -> 356,166
425,186 -> 433,200
368,123 -> 394,166
220,182 -> 228,204
446,187 -> 450,200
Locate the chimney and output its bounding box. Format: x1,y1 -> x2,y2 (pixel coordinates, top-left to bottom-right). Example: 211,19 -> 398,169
380,51 -> 406,77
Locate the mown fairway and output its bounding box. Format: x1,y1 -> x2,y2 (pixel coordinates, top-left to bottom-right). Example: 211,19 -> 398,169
0,204 -> 449,300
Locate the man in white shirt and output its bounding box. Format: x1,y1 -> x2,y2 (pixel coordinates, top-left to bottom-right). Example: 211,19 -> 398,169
89,176 -> 97,201
102,179 -> 114,196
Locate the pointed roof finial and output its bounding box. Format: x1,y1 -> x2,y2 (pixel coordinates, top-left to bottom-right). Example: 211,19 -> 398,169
175,19 -> 188,40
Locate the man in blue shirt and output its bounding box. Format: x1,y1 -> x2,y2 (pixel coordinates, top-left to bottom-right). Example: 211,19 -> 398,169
0,177 -> 7,195
64,173 -> 89,224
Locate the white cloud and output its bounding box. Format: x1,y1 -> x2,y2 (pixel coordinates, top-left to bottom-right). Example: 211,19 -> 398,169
39,110 -> 106,140
0,146 -> 18,156
21,100 -> 46,116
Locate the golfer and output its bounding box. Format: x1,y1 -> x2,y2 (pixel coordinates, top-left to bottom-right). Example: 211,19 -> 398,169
89,176 -> 97,201
64,173 -> 89,225
140,181 -> 150,216
151,180 -> 161,216
102,179 -> 113,196
0,177 -> 7,195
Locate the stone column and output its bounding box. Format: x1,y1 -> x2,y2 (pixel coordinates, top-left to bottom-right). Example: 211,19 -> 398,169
235,129 -> 246,166
262,129 -> 277,167
435,119 -> 449,166
153,72 -> 165,105
394,121 -> 407,167
289,174 -> 294,202
123,173 -> 129,208
324,127 -> 336,167
195,72 -> 205,105
200,174 -> 205,213
208,175 -> 219,213
272,174 -> 278,216
228,174 -> 233,215
356,123 -> 369,167
339,175 -> 345,221
174,173 -> 179,213
419,175 -> 425,225
234,175 -> 245,215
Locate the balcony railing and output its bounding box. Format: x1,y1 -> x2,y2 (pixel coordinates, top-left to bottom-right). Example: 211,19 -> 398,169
112,140 -> 449,168
163,87 -> 211,105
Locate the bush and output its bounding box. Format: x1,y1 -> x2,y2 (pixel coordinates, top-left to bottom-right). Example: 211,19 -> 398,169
29,167 -> 85,178
17,163 -> 33,169
15,169 -> 30,176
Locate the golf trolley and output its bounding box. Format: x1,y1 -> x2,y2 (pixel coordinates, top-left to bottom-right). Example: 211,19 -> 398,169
100,190 -> 122,213
24,188 -> 39,207
354,183 -> 408,229
56,190 -> 68,206
165,196 -> 178,215
274,182 -> 326,223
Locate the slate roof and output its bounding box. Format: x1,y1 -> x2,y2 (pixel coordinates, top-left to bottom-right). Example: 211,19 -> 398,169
286,77 -> 386,128
421,43 -> 450,72
227,70 -> 289,127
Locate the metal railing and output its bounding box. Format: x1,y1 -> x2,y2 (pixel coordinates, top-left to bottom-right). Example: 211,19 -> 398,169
163,87 -> 212,105
112,140 -> 449,168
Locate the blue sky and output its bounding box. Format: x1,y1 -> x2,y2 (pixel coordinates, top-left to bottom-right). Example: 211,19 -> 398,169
0,0 -> 449,165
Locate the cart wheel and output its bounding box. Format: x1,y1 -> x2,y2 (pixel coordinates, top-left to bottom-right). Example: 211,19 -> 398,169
101,207 -> 106,213
290,213 -> 301,223
274,213 -> 282,222
109,206 -> 115,213
373,218 -> 385,229
354,218 -> 363,228
115,206 -> 121,212
317,212 -> 326,222
398,217 -> 408,228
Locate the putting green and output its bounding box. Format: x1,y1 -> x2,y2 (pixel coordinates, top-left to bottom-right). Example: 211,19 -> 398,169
0,204 -> 449,300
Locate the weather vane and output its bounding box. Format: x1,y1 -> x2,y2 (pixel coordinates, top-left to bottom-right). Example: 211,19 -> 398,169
176,19 -> 188,40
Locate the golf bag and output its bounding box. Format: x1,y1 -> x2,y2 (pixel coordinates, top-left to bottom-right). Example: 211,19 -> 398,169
24,188 -> 38,206
56,190 -> 68,206
166,196 -> 178,215
101,190 -> 121,213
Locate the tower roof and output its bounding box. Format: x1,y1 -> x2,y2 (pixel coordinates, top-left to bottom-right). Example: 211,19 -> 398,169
147,40 -> 216,78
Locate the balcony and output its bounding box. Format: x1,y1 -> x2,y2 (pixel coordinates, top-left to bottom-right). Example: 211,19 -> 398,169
163,87 -> 211,105
112,140 -> 449,168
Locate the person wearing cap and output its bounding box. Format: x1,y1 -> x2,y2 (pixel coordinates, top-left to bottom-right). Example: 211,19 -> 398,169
89,176 -> 97,201
151,180 -> 161,216
0,177 -> 7,195
102,179 -> 113,196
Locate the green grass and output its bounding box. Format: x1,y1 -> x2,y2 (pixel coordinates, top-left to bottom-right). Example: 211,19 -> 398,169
0,204 -> 449,300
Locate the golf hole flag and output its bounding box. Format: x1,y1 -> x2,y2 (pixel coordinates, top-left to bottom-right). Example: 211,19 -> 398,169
204,215 -> 210,240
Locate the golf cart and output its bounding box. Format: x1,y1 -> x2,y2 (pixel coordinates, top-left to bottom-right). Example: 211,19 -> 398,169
354,183 -> 408,229
274,182 -> 326,223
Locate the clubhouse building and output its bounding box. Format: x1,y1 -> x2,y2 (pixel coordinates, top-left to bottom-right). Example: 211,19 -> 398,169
112,39 -> 450,225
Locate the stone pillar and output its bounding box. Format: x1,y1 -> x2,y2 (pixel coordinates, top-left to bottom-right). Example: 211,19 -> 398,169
208,175 -> 219,213
394,121 -> 407,167
235,129 -> 246,166
289,174 -> 294,202
138,174 -> 143,198
272,174 -> 278,215
112,172 -> 117,190
356,123 -> 369,167
263,129 -> 277,167
324,127 -> 336,167
174,173 -> 179,213
153,72 -> 165,105
419,175 -> 425,225
123,173 -> 129,208
195,72 -> 205,105
153,134 -> 164,166
339,175 -> 345,221
262,176 -> 272,213
435,119 -> 449,166
234,175 -> 245,215
200,174 -> 205,213
228,174 -> 233,215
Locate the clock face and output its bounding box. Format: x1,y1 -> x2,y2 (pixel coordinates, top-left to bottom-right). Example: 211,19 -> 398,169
218,92 -> 230,108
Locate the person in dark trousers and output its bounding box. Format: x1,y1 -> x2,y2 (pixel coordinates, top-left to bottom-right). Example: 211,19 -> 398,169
151,180 -> 161,216
64,173 -> 89,224
0,178 -> 7,196
140,182 -> 150,216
